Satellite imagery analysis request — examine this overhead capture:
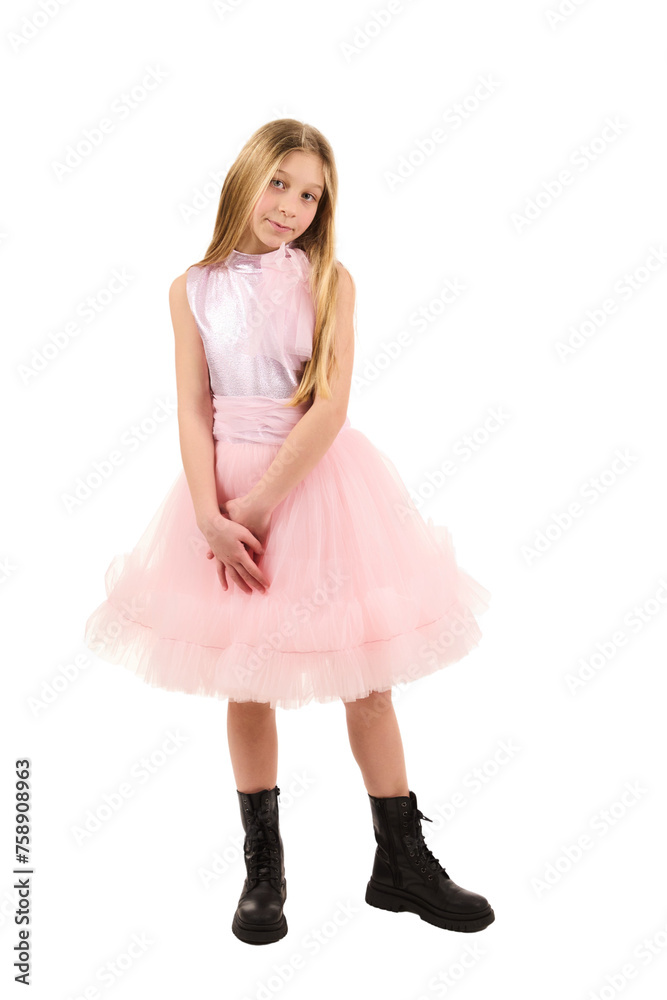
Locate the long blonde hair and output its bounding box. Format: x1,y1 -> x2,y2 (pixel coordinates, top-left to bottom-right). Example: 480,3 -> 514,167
189,119 -> 344,408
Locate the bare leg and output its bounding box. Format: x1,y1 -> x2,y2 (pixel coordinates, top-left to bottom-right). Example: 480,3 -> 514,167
227,699 -> 278,794
343,690 -> 409,797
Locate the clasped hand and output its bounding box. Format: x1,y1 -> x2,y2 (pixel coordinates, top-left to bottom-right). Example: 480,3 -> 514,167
203,495 -> 272,594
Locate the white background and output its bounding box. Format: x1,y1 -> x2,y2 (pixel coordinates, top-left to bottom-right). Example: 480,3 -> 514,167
2,0 -> 667,997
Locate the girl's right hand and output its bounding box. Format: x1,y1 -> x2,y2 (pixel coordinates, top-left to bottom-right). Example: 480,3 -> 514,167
202,517 -> 269,595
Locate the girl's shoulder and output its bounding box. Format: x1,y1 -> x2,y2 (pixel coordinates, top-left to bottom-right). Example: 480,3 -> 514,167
334,259 -> 355,293
181,261 -> 224,292
170,264 -> 217,315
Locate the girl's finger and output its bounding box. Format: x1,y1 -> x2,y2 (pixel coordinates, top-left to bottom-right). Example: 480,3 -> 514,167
236,562 -> 266,594
215,557 -> 228,591
227,565 -> 252,594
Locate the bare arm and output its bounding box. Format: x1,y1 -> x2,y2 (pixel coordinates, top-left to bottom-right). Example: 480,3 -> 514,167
245,262 -> 357,515
169,272 -> 221,531
169,271 -> 269,593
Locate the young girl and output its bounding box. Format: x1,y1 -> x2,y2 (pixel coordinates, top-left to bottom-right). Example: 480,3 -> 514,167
84,119 -> 495,945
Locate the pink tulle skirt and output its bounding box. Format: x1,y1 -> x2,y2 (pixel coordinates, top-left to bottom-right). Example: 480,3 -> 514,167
84,395 -> 491,710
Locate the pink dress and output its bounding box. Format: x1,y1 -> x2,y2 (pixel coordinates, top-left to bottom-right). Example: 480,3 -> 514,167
83,241 -> 491,710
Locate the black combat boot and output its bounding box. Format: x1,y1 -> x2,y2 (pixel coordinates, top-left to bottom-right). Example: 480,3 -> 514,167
231,785 -> 287,945
365,789 -> 495,932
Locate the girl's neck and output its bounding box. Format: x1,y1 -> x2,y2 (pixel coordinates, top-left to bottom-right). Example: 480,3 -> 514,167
231,239 -> 296,257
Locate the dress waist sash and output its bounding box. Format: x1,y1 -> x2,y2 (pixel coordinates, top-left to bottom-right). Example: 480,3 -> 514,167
211,394 -> 308,444
211,394 -> 351,444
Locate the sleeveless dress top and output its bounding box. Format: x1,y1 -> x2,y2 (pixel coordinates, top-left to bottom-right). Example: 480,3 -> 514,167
185,240 -> 315,399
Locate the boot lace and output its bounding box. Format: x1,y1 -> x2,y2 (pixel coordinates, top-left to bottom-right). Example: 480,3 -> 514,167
245,811 -> 280,884
402,803 -> 449,881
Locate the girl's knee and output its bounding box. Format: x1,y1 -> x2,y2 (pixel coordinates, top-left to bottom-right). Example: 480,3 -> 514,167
342,689 -> 392,709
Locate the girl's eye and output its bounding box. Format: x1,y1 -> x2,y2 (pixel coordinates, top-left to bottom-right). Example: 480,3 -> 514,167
271,179 -> 316,202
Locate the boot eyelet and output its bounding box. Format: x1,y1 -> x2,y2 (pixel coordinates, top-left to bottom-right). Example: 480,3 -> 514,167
428,875 -> 433,880
401,801 -> 407,806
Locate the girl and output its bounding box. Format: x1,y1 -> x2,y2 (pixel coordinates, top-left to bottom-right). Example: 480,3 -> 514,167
84,119 -> 495,946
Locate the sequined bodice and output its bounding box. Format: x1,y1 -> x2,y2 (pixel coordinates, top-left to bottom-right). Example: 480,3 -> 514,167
185,240 -> 315,398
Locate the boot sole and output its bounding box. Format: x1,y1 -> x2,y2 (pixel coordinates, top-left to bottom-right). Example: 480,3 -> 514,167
231,911 -> 288,945
365,879 -> 495,933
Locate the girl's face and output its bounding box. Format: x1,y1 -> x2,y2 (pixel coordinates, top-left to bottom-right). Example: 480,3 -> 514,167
243,150 -> 324,252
